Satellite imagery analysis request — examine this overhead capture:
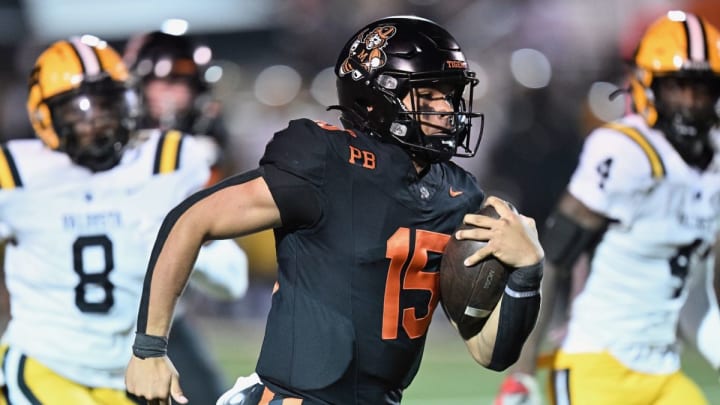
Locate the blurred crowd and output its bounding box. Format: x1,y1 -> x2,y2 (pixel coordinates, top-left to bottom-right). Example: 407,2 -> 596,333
0,0 -> 716,290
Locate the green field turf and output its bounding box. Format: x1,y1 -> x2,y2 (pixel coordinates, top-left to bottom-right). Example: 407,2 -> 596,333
198,315 -> 719,404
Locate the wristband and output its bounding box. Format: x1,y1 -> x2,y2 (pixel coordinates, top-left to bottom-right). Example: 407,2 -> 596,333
132,332 -> 168,359
507,259 -> 544,292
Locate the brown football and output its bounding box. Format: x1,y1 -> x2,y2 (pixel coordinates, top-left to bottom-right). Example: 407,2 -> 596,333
440,204 -> 511,340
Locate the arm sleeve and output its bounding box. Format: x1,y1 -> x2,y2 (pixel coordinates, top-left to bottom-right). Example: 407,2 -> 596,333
466,261 -> 543,371
486,266 -> 542,371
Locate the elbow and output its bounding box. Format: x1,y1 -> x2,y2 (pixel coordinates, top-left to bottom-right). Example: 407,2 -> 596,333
468,345 -> 519,372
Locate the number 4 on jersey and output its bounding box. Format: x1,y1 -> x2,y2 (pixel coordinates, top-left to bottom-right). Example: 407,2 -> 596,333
596,158 -> 613,190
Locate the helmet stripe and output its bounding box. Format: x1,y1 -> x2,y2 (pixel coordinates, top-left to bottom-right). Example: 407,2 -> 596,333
684,14 -> 707,63
68,37 -> 101,76
698,18 -> 710,64
153,130 -> 183,174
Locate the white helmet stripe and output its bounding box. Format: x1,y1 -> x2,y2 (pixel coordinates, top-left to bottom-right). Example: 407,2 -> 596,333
685,14 -> 707,62
69,36 -> 102,76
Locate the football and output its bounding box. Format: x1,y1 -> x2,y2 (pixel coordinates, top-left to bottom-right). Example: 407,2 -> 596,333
440,204 -> 511,340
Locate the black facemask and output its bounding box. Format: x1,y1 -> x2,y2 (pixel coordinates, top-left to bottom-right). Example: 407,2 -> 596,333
654,111 -> 714,169
652,75 -> 720,170
49,83 -> 136,172
60,125 -> 129,172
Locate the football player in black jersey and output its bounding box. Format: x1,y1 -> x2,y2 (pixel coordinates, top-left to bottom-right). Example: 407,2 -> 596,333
126,16 -> 544,405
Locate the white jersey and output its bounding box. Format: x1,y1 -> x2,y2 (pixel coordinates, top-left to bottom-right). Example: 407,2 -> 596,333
0,129 -> 210,389
561,114 -> 720,374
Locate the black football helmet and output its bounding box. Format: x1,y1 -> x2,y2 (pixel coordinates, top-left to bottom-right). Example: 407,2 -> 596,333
123,31 -> 210,132
333,16 -> 482,164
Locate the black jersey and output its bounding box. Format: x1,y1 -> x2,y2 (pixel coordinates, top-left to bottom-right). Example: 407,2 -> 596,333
257,119 -> 484,404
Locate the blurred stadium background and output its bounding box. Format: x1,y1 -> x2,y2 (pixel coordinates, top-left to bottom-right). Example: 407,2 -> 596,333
0,0 -> 718,403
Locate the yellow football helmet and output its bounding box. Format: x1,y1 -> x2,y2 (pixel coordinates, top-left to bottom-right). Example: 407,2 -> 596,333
27,35 -> 137,171
630,11 -> 720,168
631,11 -> 720,125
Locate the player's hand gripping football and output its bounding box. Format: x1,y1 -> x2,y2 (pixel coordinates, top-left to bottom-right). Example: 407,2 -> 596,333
494,372 -> 542,405
455,196 -> 544,268
125,355 -> 188,404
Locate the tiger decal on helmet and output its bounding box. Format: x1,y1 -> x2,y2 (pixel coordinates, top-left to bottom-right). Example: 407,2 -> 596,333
339,25 -> 397,80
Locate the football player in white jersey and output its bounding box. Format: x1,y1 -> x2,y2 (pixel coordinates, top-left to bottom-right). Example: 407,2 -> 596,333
0,35 -> 246,404
494,10 -> 720,405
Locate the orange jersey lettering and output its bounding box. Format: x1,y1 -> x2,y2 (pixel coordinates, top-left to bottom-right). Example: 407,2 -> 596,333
348,145 -> 376,169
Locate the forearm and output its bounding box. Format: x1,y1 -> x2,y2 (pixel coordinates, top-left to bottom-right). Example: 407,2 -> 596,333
138,207 -> 207,337
135,176 -> 239,337
511,259 -> 562,374
136,171 -> 279,337
464,261 -> 543,371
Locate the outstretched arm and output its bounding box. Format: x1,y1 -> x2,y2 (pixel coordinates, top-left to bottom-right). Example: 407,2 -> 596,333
126,171 -> 282,404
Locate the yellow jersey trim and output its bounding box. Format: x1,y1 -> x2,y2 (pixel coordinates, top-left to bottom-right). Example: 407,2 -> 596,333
0,146 -> 21,189
153,130 -> 183,174
604,123 -> 665,179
